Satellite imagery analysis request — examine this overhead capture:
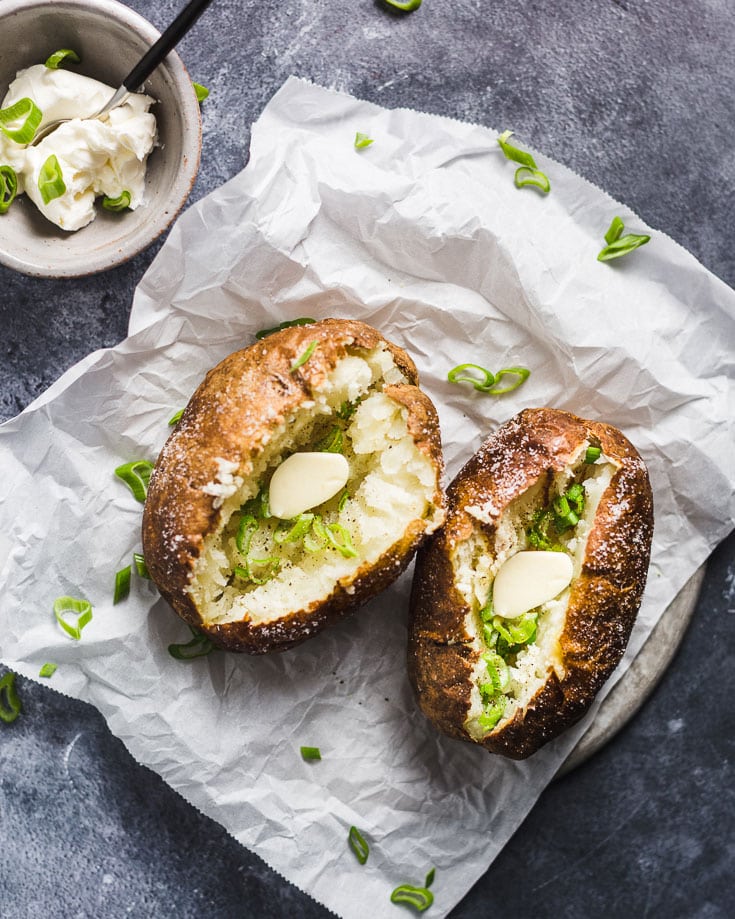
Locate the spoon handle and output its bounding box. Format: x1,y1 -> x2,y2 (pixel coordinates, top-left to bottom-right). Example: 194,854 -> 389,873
123,0 -> 215,92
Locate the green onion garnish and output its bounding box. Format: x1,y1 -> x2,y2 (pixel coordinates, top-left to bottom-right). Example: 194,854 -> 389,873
348,826 -> 369,864
53,596 -> 93,641
38,154 -> 66,205
234,515 -> 280,583
514,165 -> 551,194
133,552 -> 150,579
447,363 -> 530,395
255,317 -> 316,340
114,460 -> 154,502
44,49 -> 81,70
101,190 -> 131,212
113,565 -> 132,603
486,367 -> 530,395
315,425 -> 344,453
338,489 -> 350,512
0,672 -> 21,724
0,98 -> 42,144
168,625 -> 215,660
325,523 -> 358,558
597,217 -> 650,262
336,400 -> 357,421
383,0 -> 422,9
425,868 -> 435,889
303,515 -> 328,553
193,82 -> 209,103
290,341 -> 319,373
39,662 -> 57,678
0,165 -> 18,215
273,513 -> 315,545
552,494 -> 579,531
477,697 -> 506,732
584,445 -> 601,464
300,745 -> 321,761
497,129 -> 537,168
389,883 -> 434,912
168,408 -> 184,425
354,132 -> 374,149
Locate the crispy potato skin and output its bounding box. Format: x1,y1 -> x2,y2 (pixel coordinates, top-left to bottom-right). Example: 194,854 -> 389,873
142,318 -> 444,653
408,407 -> 654,759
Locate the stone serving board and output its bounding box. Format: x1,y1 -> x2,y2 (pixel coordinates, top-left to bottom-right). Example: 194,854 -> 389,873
560,565 -> 705,775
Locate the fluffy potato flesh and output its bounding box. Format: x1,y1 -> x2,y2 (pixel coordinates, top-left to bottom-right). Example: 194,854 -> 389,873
455,445 -> 617,740
189,345 -> 442,627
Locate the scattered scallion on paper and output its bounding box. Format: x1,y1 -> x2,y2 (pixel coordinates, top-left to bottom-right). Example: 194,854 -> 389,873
290,340 -> 319,373
300,745 -> 321,761
354,132 -> 374,149
0,97 -> 43,144
193,82 -> 210,103
0,165 -> 18,215
382,0 -> 423,10
38,154 -> 66,205
255,317 -> 316,340
44,48 -> 81,70
168,408 -> 184,426
447,363 -> 530,395
348,826 -> 369,865
114,460 -> 154,502
39,663 -> 57,679
102,190 -> 131,212
53,596 -> 93,641
113,565 -> 132,604
497,129 -> 550,194
0,672 -> 22,724
133,552 -> 150,579
597,216 -> 650,262
389,873 -> 435,912
168,625 -> 215,661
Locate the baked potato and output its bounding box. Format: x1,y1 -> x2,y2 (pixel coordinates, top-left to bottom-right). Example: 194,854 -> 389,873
142,318 -> 445,653
408,407 -> 654,759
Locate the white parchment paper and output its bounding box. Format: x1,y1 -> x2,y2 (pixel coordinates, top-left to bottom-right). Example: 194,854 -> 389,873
2,78 -> 734,917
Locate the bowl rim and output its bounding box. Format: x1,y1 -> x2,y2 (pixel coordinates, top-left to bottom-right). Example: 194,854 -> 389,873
0,0 -> 202,278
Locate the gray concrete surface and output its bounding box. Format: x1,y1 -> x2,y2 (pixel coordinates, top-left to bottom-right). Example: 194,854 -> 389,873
1,1 -> 734,917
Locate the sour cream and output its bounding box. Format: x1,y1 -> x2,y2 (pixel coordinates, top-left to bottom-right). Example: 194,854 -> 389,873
0,64 -> 156,231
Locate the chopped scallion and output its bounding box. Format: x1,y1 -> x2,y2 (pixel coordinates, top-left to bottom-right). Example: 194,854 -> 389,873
113,565 -> 132,603
44,49 -> 81,69
101,190 -> 131,212
133,552 -> 150,579
597,217 -> 650,262
53,596 -> 93,641
0,98 -> 42,144
168,408 -> 184,426
514,165 -> 551,194
290,340 -> 319,373
348,825 -> 369,864
389,883 -> 434,912
168,625 -> 215,660
497,129 -> 537,168
383,0 -> 422,9
0,672 -> 21,724
273,513 -> 315,545
325,523 -> 358,558
300,745 -> 321,761
485,366 -> 530,395
193,82 -> 209,103
315,425 -> 343,453
447,363 -> 495,391
424,868 -> 436,889
354,131 -> 374,148
114,460 -> 154,502
584,445 -> 601,464
0,165 -> 18,215
604,216 -> 625,246
255,317 -> 316,340
39,662 -> 57,679
38,154 -> 66,205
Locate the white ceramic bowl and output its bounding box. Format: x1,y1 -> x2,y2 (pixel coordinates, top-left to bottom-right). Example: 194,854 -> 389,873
0,0 -> 202,277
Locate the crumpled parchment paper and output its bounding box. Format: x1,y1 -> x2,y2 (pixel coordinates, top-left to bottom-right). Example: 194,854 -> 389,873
1,77 -> 734,918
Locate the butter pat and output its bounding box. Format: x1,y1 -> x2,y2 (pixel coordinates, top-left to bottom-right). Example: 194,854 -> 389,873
269,452 -> 350,519
493,551 -> 574,618
0,64 -> 156,231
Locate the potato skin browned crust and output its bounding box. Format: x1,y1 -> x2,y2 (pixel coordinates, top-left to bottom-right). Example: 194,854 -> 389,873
141,318 -> 444,654
408,407 -> 654,759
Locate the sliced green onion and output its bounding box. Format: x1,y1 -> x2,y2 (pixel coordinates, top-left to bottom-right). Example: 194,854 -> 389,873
315,425 -> 343,453
497,129 -> 537,168
514,165 -> 550,193
565,483 -> 585,516
597,217 -> 650,262
39,662 -> 57,678
168,408 -> 184,426
383,0 -> 422,9
303,515 -> 328,553
552,494 -> 579,531
348,826 -> 369,864
338,489 -> 350,512
0,165 -> 18,215
290,340 -> 319,373
0,672 -> 21,724
274,513 -> 315,544
493,612 -> 538,648
133,552 -> 150,579
447,363 -> 495,391
478,697 -> 506,732
236,514 -> 258,555
38,154 -> 66,205
354,131 -> 374,149
255,317 -> 316,340
114,460 -> 154,502
101,190 -> 131,212
325,523 -> 358,558
0,98 -> 42,144
113,565 -> 132,603
233,518 -> 281,584
168,625 -> 214,660
390,884 -> 434,912
584,445 -> 602,464
53,596 -> 93,641
485,366 -> 530,395
192,82 -> 209,103
44,49 -> 81,69
336,400 -> 357,421
300,745 -> 321,761
482,652 -> 510,694
425,868 -> 435,890
604,216 -> 625,245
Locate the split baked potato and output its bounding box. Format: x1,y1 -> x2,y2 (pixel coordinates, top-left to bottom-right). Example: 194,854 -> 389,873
408,407 -> 654,759
142,318 -> 445,653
